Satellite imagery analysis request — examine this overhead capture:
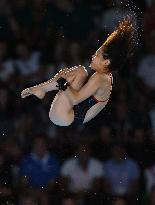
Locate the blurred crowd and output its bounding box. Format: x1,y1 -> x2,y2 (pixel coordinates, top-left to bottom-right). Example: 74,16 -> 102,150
0,0 -> 155,204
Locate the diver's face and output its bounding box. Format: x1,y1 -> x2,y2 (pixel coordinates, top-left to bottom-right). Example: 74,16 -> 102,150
90,46 -> 110,73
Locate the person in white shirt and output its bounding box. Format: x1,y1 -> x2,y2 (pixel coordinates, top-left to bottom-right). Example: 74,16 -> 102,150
61,143 -> 104,193
15,42 -> 41,76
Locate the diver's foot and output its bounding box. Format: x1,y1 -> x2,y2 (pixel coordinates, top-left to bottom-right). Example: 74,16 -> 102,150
21,87 -> 45,99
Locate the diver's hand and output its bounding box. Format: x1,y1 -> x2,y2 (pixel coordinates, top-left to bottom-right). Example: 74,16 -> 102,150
21,87 -> 45,99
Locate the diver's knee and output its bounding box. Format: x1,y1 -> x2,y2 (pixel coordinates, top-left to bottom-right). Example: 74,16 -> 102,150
78,66 -> 88,79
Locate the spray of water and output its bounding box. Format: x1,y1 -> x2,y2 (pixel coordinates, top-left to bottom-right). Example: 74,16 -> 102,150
107,0 -> 142,56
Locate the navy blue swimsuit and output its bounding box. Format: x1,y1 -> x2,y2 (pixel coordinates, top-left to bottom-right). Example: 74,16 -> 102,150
72,96 -> 98,126
70,73 -> 113,127
70,95 -> 109,127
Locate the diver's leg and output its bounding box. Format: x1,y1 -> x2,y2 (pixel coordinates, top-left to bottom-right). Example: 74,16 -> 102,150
69,66 -> 88,91
21,66 -> 87,99
49,91 -> 74,126
21,68 -> 70,99
48,67 -> 88,126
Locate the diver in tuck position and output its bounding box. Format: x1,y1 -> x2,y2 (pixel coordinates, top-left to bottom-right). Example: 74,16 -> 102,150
21,17 -> 135,127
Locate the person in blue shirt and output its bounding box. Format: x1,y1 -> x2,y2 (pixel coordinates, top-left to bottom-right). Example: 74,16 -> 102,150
104,142 -> 140,196
20,136 -> 60,189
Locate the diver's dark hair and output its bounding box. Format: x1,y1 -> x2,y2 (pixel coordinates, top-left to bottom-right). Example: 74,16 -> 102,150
103,16 -> 137,72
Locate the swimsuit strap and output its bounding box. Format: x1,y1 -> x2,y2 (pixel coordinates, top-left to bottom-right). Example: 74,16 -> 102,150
92,95 -> 109,103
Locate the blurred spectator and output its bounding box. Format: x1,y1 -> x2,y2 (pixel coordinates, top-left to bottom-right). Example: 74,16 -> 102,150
137,31 -> 155,93
111,99 -> 132,140
60,143 -> 104,194
15,42 -> 41,80
133,127 -> 146,143
130,93 -> 151,132
52,37 -> 69,68
19,136 -> 60,205
92,125 -> 113,160
10,0 -> 34,41
67,41 -> 84,66
104,142 -> 140,196
127,127 -> 151,168
13,114 -> 34,143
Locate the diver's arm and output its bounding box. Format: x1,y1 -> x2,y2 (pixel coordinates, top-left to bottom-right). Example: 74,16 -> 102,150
65,74 -> 101,105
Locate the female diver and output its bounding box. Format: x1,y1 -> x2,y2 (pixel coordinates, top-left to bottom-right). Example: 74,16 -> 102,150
21,17 -> 135,126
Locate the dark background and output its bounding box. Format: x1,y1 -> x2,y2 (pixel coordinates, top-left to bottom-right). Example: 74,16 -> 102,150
0,0 -> 155,204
